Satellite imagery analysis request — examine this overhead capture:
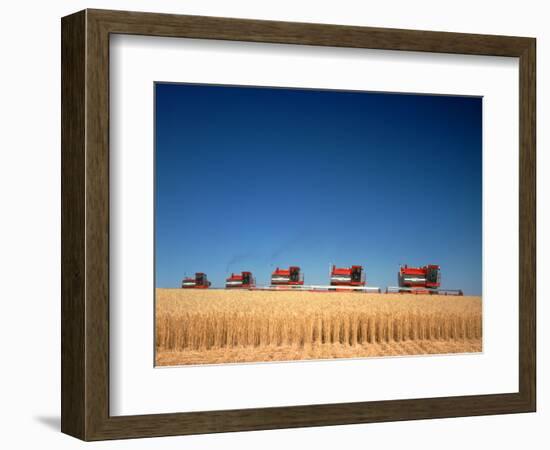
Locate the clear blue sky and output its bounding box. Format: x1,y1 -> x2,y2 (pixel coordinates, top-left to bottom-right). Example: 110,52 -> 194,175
155,83 -> 482,295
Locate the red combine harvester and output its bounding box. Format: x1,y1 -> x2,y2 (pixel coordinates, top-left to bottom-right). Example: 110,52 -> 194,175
270,266 -> 304,286
330,265 -> 365,286
386,264 -> 463,295
225,271 -> 255,289
399,264 -> 440,291
181,273 -> 211,289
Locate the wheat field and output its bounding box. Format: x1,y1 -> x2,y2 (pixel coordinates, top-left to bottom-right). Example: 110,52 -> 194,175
155,288 -> 482,366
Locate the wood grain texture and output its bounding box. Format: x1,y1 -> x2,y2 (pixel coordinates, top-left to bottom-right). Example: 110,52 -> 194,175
518,38 -> 536,410
84,9 -> 111,439
61,10 -> 86,439
61,8 -> 536,441
89,8 -> 532,56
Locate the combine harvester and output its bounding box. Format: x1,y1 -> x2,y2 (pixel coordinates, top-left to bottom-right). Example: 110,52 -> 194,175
270,266 -> 304,288
252,265 -> 381,293
386,264 -> 463,295
181,272 -> 211,289
330,265 -> 365,287
225,271 -> 256,289
327,264 -> 380,292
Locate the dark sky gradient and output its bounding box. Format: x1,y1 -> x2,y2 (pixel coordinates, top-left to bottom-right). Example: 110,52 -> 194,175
155,83 -> 482,295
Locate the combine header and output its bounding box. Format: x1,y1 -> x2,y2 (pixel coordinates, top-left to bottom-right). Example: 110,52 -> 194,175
181,272 -> 211,289
270,266 -> 304,287
225,271 -> 255,289
386,264 -> 463,295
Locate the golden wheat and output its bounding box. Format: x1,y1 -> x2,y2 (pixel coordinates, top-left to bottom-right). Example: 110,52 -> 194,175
155,288 -> 482,365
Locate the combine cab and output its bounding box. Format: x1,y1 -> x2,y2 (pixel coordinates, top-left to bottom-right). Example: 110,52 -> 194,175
181,272 -> 211,289
386,264 -> 462,295
271,266 -> 304,286
225,271 -> 255,289
330,265 -> 365,286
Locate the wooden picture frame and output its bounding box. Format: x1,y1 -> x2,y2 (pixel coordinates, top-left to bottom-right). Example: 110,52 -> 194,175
61,9 -> 536,441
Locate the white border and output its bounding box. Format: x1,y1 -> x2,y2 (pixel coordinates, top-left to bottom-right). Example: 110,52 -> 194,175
110,35 -> 519,416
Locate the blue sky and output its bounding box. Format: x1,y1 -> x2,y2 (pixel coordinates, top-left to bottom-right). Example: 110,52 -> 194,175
155,83 -> 482,295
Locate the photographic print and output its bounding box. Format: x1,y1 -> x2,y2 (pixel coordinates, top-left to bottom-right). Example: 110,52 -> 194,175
154,83 -> 482,367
